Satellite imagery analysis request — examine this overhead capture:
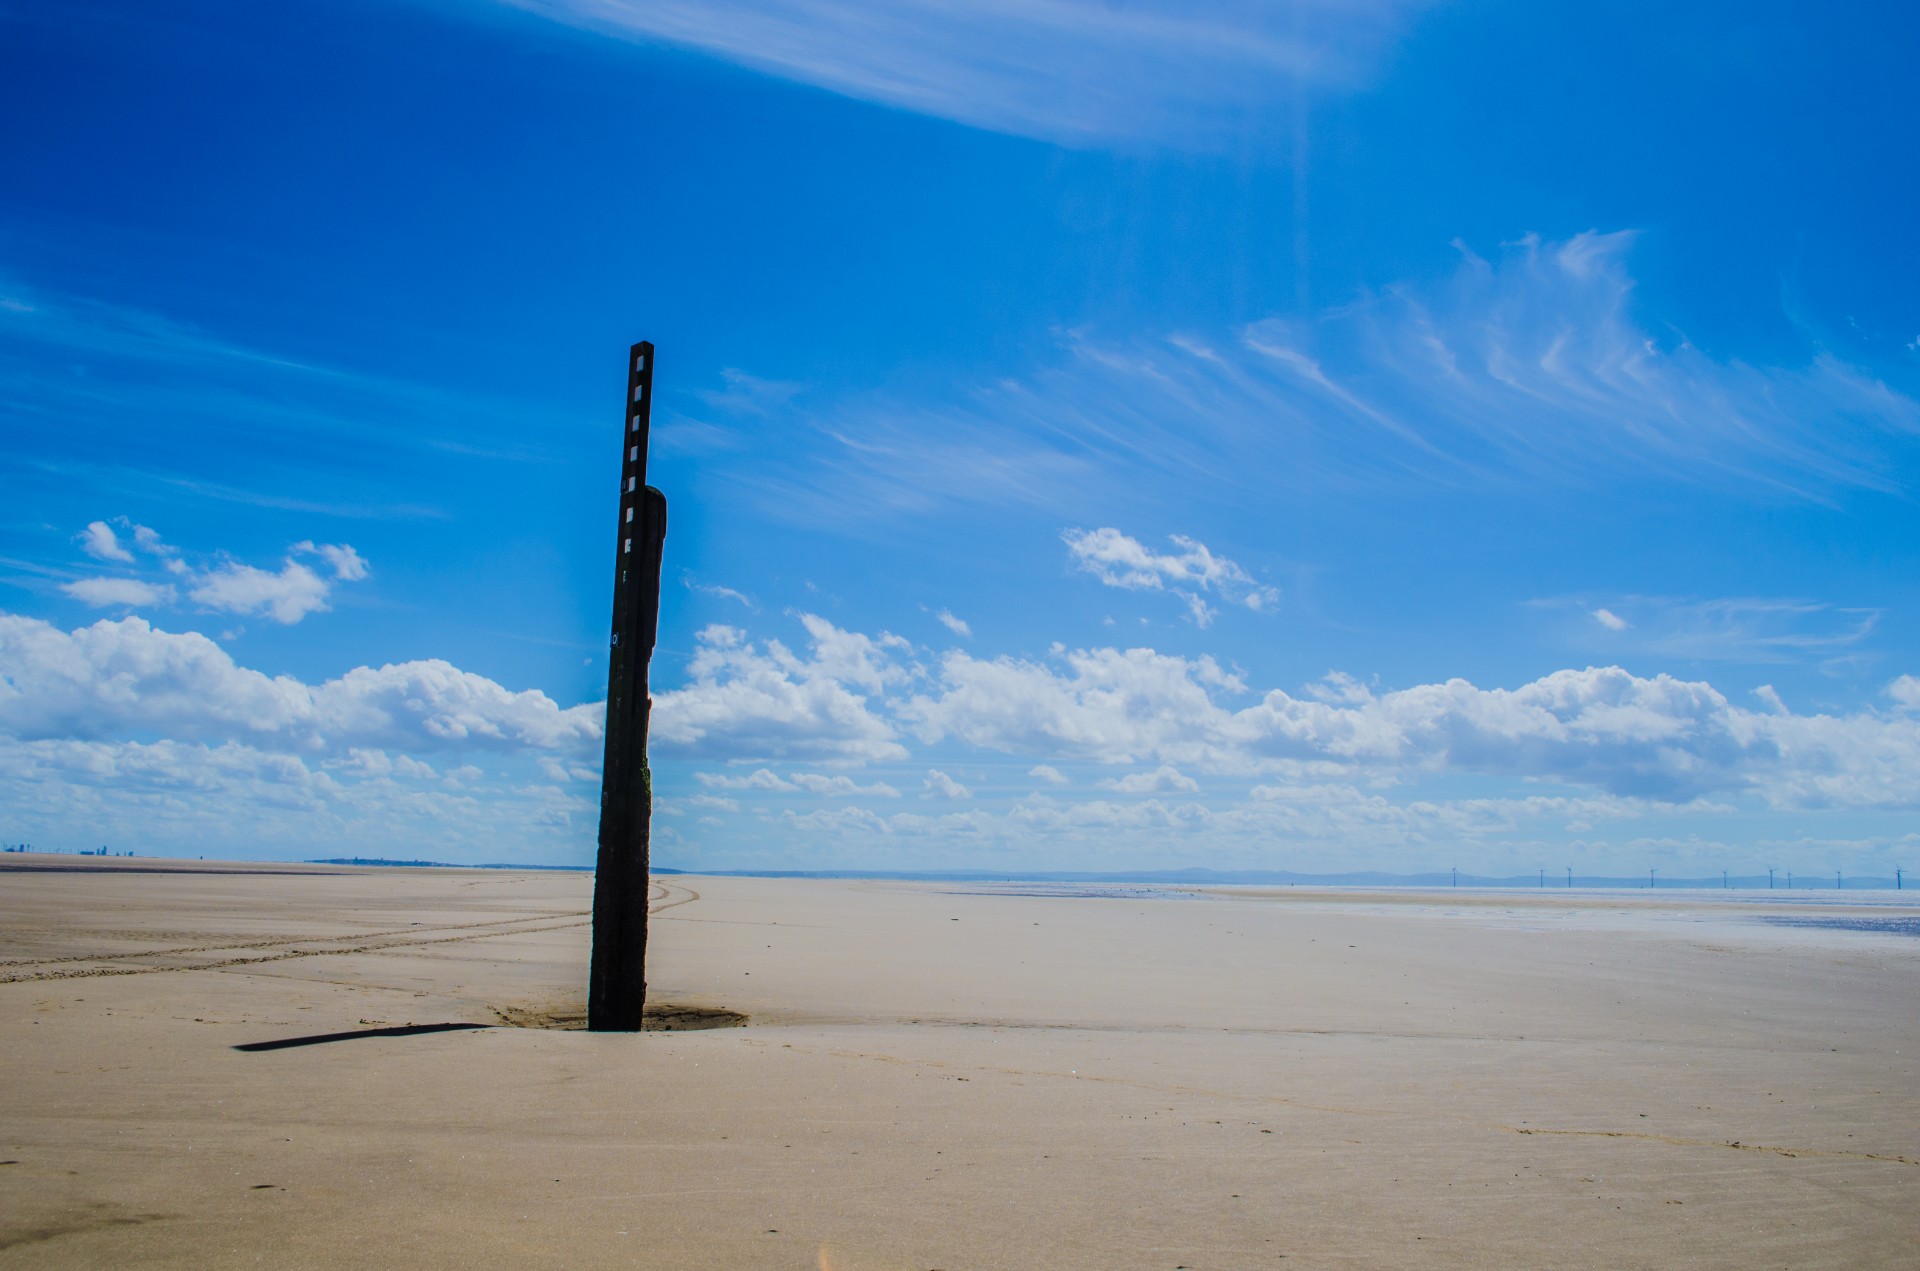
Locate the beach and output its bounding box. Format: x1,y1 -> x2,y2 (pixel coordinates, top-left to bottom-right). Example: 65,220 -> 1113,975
2,857 -> 1916,1268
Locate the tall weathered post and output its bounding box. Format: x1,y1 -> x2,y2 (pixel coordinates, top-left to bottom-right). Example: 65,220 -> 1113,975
589,340 -> 668,1032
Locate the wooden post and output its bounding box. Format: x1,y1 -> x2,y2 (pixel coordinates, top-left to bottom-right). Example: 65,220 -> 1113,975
589,340 -> 668,1032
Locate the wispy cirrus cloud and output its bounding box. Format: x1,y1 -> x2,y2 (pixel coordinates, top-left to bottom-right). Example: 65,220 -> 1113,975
496,0 -> 1429,148
684,575 -> 757,610
0,273 -> 563,524
1537,594 -> 1881,666
744,232 -> 1920,524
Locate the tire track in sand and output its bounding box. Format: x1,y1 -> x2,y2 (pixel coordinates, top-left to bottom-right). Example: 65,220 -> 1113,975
0,877 -> 701,984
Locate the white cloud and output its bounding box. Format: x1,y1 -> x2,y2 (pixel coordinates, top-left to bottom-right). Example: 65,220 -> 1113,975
902,639 -> 1920,808
1008,797 -> 1213,835
0,614 -> 601,758
1553,596 -> 1877,664
1065,527 -> 1235,592
750,234 -> 1920,527
188,543 -> 366,624
776,803 -> 893,835
695,766 -> 794,791
328,748 -> 439,782
189,557 -> 333,624
61,578 -> 178,609
62,524 -> 369,626
309,542 -> 369,582
1062,528 -> 1279,628
78,521 -> 133,563
0,734 -> 594,861
1229,231 -> 1920,496
14,605 -> 1920,869
935,609 -> 972,639
902,644 -> 1246,767
1889,676 -> 1920,712
788,771 -> 901,797
500,0 -> 1426,148
695,767 -> 900,797
1100,764 -> 1200,794
922,768 -> 972,800
649,618 -> 910,762
687,578 -> 755,609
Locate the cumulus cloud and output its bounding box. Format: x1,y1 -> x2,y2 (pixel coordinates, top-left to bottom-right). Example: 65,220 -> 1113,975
61,578 -> 178,609
695,767 -> 900,797
0,614 -> 600,757
934,608 -> 972,638
1100,764 -> 1200,794
649,617 -> 910,762
13,605 -> 1920,868
1063,528 -> 1279,627
1593,608 -> 1629,631
330,748 -> 438,781
61,523 -> 369,625
308,542 -> 369,582
1889,676 -> 1920,712
0,733 -> 593,860
902,640 -> 1920,808
77,521 -> 133,563
190,541 -> 368,624
902,644 -> 1246,767
922,768 -> 972,800
189,557 -> 333,624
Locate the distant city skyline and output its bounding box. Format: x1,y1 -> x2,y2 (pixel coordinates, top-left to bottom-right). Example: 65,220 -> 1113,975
3,1 -> 1919,876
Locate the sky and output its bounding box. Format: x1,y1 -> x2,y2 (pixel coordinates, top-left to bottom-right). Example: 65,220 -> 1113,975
4,0 -> 1920,878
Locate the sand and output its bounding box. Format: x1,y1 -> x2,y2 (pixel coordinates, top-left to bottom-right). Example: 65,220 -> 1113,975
2,858 -> 1917,1268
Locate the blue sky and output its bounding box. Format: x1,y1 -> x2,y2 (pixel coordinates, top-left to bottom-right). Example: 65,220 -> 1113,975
4,0 -> 1919,876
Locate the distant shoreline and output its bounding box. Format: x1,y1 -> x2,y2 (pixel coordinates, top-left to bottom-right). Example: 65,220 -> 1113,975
0,849 -> 1906,891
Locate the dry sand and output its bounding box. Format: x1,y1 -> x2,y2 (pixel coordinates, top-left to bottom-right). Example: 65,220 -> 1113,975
2,857 -> 1917,1268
